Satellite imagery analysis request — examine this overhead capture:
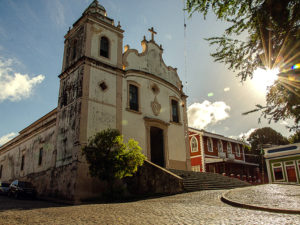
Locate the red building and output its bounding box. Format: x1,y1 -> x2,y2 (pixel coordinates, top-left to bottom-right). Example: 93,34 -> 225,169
189,128 -> 259,182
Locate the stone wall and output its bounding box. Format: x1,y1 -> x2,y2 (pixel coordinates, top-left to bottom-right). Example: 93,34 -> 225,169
125,160 -> 184,196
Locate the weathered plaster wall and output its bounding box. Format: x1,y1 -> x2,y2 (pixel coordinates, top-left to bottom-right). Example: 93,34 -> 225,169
56,65 -> 83,167
86,66 -> 117,139
0,108 -> 57,182
0,125 -> 56,182
63,25 -> 86,71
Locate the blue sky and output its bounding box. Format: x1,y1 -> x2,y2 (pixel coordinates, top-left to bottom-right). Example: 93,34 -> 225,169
0,0 -> 294,145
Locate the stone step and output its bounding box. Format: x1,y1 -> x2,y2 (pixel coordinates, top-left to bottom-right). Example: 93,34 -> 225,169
169,169 -> 250,192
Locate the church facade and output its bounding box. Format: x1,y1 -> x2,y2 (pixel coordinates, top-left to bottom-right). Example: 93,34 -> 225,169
0,1 -> 190,201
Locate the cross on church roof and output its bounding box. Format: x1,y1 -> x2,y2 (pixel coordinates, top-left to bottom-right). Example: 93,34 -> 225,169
148,27 -> 157,41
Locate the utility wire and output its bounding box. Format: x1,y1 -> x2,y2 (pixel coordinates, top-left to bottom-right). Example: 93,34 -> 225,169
183,0 -> 188,94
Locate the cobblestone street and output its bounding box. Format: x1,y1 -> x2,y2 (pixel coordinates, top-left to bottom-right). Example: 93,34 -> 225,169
1,189 -> 300,225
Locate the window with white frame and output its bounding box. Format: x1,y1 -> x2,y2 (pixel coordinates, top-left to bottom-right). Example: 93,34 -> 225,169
207,138 -> 213,152
236,144 -> 241,157
128,83 -> 139,112
217,140 -> 223,153
227,142 -> 232,154
190,137 -> 198,153
272,163 -> 284,181
192,165 -> 201,172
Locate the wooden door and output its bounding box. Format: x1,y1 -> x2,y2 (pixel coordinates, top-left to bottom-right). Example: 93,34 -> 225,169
286,165 -> 297,182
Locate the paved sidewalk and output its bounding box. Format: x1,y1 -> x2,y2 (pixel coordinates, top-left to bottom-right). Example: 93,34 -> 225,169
222,184 -> 300,214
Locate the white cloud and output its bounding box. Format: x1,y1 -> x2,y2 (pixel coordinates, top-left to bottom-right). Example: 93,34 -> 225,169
165,34 -> 172,40
49,0 -> 65,27
188,100 -> 231,129
0,57 -> 45,102
0,132 -> 17,146
238,128 -> 256,141
280,121 -> 289,126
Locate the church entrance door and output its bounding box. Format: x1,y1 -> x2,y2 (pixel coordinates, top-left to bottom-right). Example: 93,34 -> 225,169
150,127 -> 164,167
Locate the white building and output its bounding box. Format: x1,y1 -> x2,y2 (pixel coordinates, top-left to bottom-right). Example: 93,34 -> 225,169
0,0 -> 190,201
264,143 -> 300,184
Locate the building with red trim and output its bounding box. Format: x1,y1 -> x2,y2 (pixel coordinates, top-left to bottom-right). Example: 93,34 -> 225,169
189,128 -> 259,182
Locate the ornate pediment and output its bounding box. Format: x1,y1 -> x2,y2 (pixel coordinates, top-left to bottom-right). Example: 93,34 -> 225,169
122,37 -> 182,90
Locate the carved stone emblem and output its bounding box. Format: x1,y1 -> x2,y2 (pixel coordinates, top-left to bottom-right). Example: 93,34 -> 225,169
151,96 -> 161,116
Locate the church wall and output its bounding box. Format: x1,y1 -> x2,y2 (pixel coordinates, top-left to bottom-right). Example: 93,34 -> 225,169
168,124 -> 187,166
90,23 -> 119,66
0,124 -> 56,183
56,65 -> 83,168
86,66 -> 117,139
122,73 -> 187,167
124,42 -> 180,88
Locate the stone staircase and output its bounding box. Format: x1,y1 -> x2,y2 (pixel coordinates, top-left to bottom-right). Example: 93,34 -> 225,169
169,169 -> 251,192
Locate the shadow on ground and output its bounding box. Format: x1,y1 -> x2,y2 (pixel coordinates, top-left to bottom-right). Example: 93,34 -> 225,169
0,195 -> 65,212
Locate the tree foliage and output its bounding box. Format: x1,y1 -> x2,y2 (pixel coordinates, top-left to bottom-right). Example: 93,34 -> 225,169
288,130 -> 300,143
243,80 -> 300,131
186,0 -> 300,80
245,127 -> 289,166
186,0 -> 300,129
82,129 -> 146,182
247,127 -> 289,153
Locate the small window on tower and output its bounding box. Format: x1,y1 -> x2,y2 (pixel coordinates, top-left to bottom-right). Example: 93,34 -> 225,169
100,37 -> 109,58
99,81 -> 108,91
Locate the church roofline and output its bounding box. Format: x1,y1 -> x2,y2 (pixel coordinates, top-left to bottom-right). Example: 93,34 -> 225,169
122,36 -> 183,91
19,108 -> 57,135
189,127 -> 248,146
0,108 -> 57,152
124,69 -> 186,97
65,15 -> 123,41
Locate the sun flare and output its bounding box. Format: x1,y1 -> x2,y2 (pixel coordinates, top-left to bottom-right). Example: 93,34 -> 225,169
252,68 -> 279,93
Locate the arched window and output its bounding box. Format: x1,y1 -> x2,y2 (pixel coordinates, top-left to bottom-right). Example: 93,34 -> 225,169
236,144 -> 241,157
207,138 -> 213,152
100,36 -> 109,58
190,137 -> 198,153
217,140 -> 223,153
227,142 -> 232,154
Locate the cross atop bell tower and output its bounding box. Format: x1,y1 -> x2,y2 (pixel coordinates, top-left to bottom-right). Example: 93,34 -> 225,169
148,27 -> 157,41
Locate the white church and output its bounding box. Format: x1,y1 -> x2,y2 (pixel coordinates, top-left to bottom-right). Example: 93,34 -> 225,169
0,0 -> 190,201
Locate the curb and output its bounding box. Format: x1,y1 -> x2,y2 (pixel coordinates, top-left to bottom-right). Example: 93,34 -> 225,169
221,190 -> 300,215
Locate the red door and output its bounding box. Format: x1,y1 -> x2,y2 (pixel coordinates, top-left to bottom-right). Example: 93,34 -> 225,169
286,165 -> 297,182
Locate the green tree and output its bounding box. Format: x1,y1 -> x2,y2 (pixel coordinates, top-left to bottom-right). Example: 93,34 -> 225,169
186,0 -> 300,129
82,129 -> 145,195
247,127 -> 289,153
288,130 -> 300,143
246,127 -> 289,171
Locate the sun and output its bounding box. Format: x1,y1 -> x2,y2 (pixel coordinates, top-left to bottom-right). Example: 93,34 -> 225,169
251,68 -> 279,93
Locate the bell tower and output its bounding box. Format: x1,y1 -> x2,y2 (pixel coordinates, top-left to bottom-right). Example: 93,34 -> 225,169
56,0 -> 124,169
